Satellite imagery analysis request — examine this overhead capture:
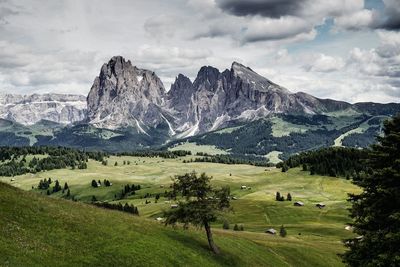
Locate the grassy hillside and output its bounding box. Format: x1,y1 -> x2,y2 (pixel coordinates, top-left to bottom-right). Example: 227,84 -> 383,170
1,181 -> 348,267
1,154 -> 361,266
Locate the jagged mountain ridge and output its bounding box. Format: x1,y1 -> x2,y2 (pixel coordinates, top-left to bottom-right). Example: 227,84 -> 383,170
1,55 -> 399,155
86,56 -> 354,137
165,62 -> 352,137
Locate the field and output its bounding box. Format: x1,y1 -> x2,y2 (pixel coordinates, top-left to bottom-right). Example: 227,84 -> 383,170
0,155 -> 361,266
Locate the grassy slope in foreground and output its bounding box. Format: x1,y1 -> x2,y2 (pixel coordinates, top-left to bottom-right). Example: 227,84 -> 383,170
1,181 -> 346,267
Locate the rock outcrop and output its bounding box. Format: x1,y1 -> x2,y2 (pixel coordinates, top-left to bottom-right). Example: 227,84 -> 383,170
87,56 -> 169,133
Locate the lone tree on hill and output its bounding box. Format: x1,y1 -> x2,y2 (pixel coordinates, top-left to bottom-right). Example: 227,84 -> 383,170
163,172 -> 230,254
343,114 -> 400,266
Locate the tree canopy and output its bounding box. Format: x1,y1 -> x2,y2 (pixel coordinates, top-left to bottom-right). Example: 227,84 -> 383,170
163,172 -> 230,254
343,114 -> 400,266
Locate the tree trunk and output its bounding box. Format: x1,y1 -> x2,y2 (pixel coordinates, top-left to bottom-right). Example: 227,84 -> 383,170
204,221 -> 220,254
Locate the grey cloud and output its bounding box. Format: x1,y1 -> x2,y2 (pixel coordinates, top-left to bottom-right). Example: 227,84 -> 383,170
216,0 -> 306,18
144,15 -> 182,40
379,0 -> 400,30
0,6 -> 19,24
335,0 -> 400,31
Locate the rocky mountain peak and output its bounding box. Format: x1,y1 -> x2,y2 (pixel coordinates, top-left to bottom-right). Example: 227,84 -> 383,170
87,56 -> 167,130
193,66 -> 220,90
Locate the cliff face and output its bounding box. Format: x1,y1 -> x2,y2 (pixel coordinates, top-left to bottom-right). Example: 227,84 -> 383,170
87,56 -> 168,133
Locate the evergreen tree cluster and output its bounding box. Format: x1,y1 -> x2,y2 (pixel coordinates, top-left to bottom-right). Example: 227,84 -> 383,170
233,224 -> 244,231
186,154 -> 272,167
116,150 -> 191,159
37,178 -> 64,194
93,202 -> 139,215
38,178 -> 52,189
0,146 -> 107,176
275,192 -> 292,201
343,114 -> 400,266
278,147 -> 368,178
120,184 -> 141,198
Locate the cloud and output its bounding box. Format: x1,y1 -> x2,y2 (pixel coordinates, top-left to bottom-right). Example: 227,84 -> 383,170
379,0 -> 400,30
334,9 -> 378,30
347,31 -> 400,78
216,0 -> 306,18
0,0 -> 398,104
242,16 -> 314,43
334,0 -> 400,31
0,40 -> 98,94
201,0 -> 368,44
303,54 -> 345,72
144,15 -> 182,40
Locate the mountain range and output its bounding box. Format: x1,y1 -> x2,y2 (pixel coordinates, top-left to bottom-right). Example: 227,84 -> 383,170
1,56 -> 399,160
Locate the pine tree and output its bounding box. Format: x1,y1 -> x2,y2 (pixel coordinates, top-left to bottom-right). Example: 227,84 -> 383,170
53,180 -> 61,193
279,225 -> 287,237
64,182 -> 69,190
276,192 -> 281,201
222,220 -> 230,230
343,115 -> 400,266
287,193 -> 292,201
281,164 -> 289,172
302,164 -> 308,171
46,189 -> 50,195
91,180 -> 98,188
66,189 -> 70,197
134,206 -> 139,215
233,224 -> 239,231
239,224 -> 244,231
114,161 -> 118,166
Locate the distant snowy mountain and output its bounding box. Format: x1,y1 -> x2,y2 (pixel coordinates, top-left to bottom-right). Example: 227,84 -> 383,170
0,93 -> 86,125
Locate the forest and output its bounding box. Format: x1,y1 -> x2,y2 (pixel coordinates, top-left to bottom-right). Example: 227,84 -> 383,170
278,147 -> 369,178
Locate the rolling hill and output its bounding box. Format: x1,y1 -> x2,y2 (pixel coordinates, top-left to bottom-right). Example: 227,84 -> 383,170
1,151 -> 361,266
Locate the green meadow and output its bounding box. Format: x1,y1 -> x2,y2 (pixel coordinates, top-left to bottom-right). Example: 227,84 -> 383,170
0,155 -> 361,266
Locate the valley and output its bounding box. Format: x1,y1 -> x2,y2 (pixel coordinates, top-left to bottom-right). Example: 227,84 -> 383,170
1,153 -> 360,266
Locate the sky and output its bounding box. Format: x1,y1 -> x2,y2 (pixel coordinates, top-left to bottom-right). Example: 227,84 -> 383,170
0,0 -> 399,103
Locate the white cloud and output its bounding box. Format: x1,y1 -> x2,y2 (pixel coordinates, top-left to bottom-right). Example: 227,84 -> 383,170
334,9 -> 377,30
0,0 -> 398,104
303,54 -> 345,72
